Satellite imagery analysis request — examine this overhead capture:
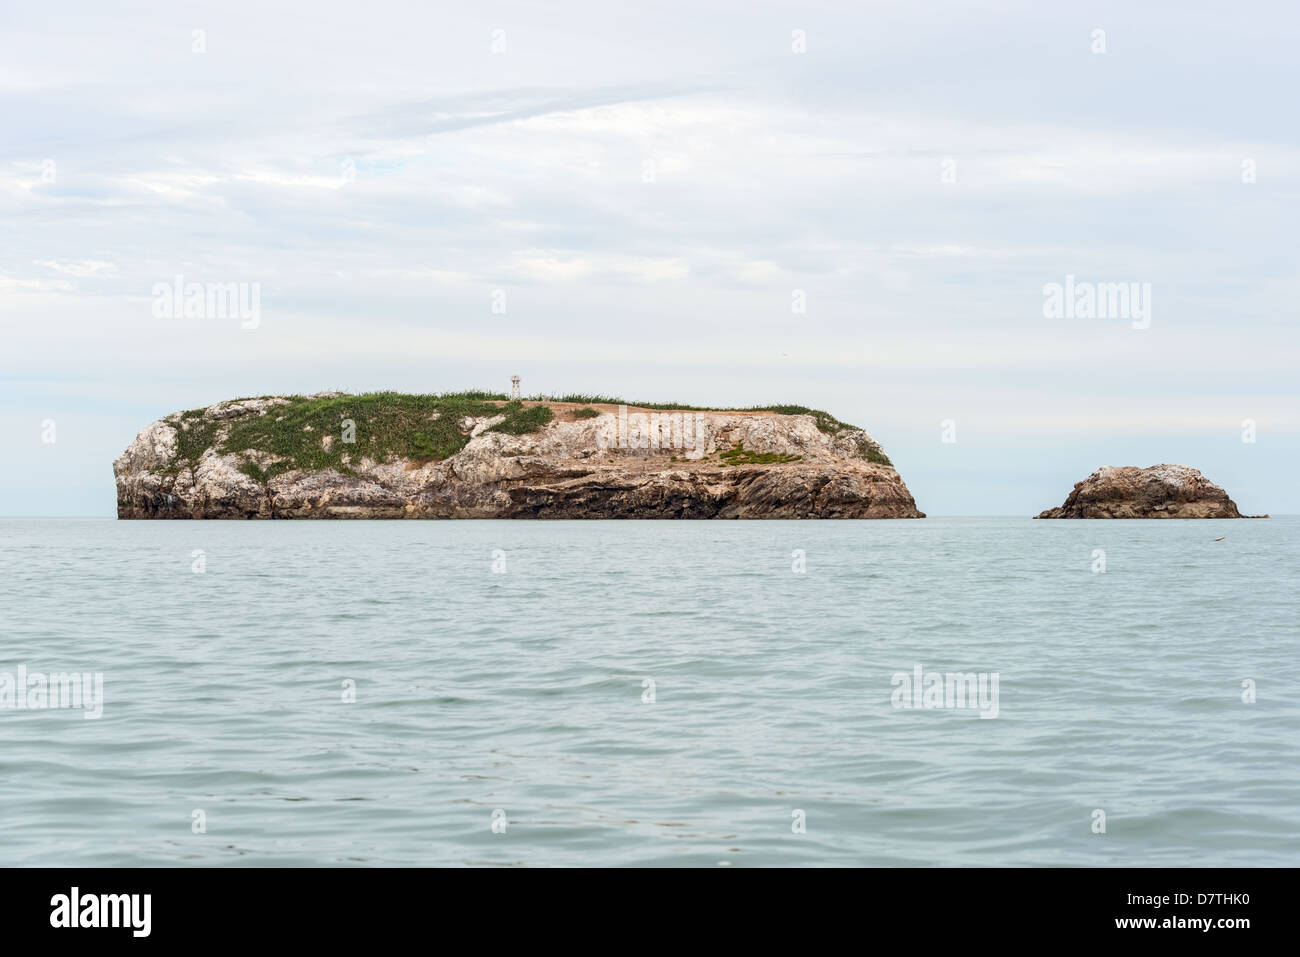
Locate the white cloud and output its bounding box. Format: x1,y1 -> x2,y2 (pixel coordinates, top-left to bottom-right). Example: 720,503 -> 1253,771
34,259 -> 117,277
1,0 -> 1297,514
0,274 -> 74,292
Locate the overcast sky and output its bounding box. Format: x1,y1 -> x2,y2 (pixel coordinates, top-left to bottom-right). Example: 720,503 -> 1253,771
2,0 -> 1296,515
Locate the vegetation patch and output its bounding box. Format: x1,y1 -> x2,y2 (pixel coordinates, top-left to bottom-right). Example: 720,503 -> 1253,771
165,392 -> 554,481
719,442 -> 802,466
237,462 -> 272,483
168,411 -> 220,475
856,437 -> 892,466
572,406 -> 601,419
486,401 -> 553,435
759,404 -> 853,435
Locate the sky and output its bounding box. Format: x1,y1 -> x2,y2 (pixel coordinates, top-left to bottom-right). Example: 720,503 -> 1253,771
1,0 -> 1296,516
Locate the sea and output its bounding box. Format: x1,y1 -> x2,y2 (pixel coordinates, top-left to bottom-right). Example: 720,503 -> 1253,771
1,516 -> 1296,866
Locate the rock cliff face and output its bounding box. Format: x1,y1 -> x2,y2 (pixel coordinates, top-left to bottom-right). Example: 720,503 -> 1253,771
115,395 -> 924,519
1035,465 -> 1245,518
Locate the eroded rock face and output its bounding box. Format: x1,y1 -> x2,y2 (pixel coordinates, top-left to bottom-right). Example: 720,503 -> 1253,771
1035,465 -> 1244,519
114,399 -> 925,519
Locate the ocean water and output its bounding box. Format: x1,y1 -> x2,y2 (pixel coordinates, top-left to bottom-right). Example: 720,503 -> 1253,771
0,516 -> 1296,867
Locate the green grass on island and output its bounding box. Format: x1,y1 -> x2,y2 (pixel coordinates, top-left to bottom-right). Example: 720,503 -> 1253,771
719,442 -> 802,466
165,390 -> 892,480
169,393 -> 554,481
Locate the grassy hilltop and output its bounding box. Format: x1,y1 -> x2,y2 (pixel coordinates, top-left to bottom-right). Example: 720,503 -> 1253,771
166,391 -> 890,482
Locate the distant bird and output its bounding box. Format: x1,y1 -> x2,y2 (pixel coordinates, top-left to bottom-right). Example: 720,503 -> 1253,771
1213,536 -> 1226,541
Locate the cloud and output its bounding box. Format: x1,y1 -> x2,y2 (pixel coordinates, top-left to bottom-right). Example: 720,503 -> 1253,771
33,259 -> 117,277
0,275 -> 73,292
1,0 -> 1296,515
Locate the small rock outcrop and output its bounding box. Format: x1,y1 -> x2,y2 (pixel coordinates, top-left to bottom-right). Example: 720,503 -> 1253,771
114,395 -> 925,519
1035,465 -> 1246,518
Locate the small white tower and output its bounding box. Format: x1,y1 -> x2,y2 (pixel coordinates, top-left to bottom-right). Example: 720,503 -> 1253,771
510,375 -> 521,401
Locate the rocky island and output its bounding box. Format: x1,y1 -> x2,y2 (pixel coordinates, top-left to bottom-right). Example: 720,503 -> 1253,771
1035,465 -> 1249,519
114,392 -> 925,519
